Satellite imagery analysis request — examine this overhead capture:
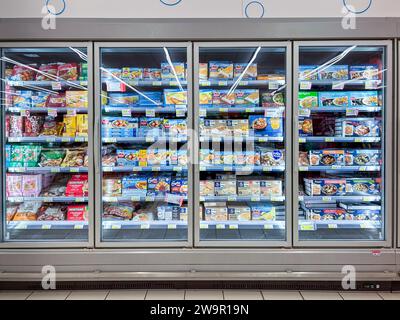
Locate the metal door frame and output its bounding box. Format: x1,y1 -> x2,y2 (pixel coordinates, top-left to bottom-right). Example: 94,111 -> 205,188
293,40 -> 394,248
193,41 -> 292,247
0,41 -> 94,248
94,42 -> 193,248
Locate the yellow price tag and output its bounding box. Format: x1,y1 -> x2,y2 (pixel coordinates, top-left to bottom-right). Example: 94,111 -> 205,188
111,224 -> 121,230
216,224 -> 225,229
264,224 -> 274,230
168,224 -> 177,229
42,224 -> 52,230
229,224 -> 238,230
328,224 -> 337,229
140,223 -> 150,229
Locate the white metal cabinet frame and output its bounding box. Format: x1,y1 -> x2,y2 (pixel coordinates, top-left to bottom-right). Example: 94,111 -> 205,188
0,41 -> 94,248
93,42 -> 193,248
293,40 -> 394,248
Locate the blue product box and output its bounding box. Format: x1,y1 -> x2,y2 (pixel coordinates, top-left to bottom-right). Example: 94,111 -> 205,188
304,178 -> 347,196
170,177 -> 188,196
13,91 -> 32,108
139,91 -> 163,107
32,92 -> 49,108
298,65 -> 319,81
5,145 -> 11,167
345,209 -> 381,221
233,63 -> 257,79
122,175 -> 147,196
163,89 -> 187,106
208,61 -> 234,79
344,149 -> 381,166
101,68 -> 121,80
108,93 -> 139,107
102,129 -> 135,138
318,65 -> 349,80
348,91 -> 379,107
102,117 -> 138,129
147,148 -> 168,165
309,149 -> 345,166
345,178 -> 380,195
234,89 -> 259,105
250,204 -> 276,221
138,117 -> 164,137
116,149 -> 139,166
335,118 -> 381,137
318,92 -> 349,107
349,65 -> 379,80
307,208 -> 346,221
163,119 -> 187,137
248,116 -> 283,137
147,174 -> 171,196
161,63 -> 185,80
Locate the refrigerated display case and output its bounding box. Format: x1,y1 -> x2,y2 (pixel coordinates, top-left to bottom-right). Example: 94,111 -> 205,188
0,43 -> 93,247
94,43 -> 192,247
293,41 -> 393,247
194,42 -> 292,246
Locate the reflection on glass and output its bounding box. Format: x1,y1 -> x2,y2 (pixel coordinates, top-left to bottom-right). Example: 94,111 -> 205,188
99,47 -> 189,242
1,47 -> 89,242
297,45 -> 386,241
197,47 -> 287,242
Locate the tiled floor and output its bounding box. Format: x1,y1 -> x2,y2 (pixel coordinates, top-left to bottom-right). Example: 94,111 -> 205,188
0,289 -> 399,300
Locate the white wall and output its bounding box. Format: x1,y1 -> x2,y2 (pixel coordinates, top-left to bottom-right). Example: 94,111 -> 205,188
0,0 -> 399,18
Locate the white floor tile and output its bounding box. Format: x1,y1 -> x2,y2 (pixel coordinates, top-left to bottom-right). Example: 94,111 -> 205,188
339,292 -> 383,300
0,291 -> 32,300
185,290 -> 223,300
27,290 -> 70,300
66,290 -> 109,300
223,290 -> 263,300
300,291 -> 343,300
145,290 -> 185,300
106,290 -> 147,300
261,291 -> 303,300
378,292 -> 400,300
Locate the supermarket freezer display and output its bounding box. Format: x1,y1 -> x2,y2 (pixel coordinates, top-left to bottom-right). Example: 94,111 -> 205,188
294,41 -> 393,245
0,44 -> 92,244
194,43 -> 291,245
95,44 -> 192,245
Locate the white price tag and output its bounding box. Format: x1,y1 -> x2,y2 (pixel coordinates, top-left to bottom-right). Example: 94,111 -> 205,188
365,80 -> 379,90
106,81 -> 125,92
199,108 -> 207,117
332,82 -> 345,90
74,224 -> 84,230
200,223 -> 208,229
300,81 -> 312,90
264,224 -> 274,230
299,108 -> 311,117
51,82 -> 62,91
328,224 -> 338,229
48,109 -> 57,117
122,109 -> 131,117
176,109 -> 186,117
216,224 -> 225,229
268,81 -> 279,90
146,109 -> 156,117
346,108 -> 359,116
140,223 -> 150,229
167,224 -> 177,230
229,224 -> 238,230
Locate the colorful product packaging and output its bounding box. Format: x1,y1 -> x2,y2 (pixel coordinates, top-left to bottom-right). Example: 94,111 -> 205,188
234,63 -> 257,79
345,178 -> 380,195
67,205 -> 88,221
309,149 -> 345,166
121,175 -> 147,196
199,89 -> 213,105
298,65 -> 319,81
348,91 -> 379,107
262,91 -> 285,108
249,116 -> 284,137
208,61 -> 234,79
164,89 -> 187,105
121,67 -> 143,80
161,62 -> 186,80
318,65 -> 349,80
298,91 -> 318,109
143,68 -> 162,80
304,178 -> 346,196
108,93 -> 139,107
66,91 -> 88,108
199,63 -> 208,80
212,90 -> 235,105
344,149 -> 381,166
250,204 -> 276,221
139,91 -> 162,106
319,92 -> 349,107
335,118 -> 381,137
227,205 -> 251,221
349,65 -> 379,80
234,89 -> 259,105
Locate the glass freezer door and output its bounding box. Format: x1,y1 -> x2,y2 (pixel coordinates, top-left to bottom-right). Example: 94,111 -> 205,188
194,43 -> 291,246
1,46 -> 91,244
294,42 -> 392,246
96,44 -> 191,246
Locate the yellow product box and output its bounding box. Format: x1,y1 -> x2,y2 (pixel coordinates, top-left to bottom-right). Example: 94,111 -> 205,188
76,114 -> 88,137
66,91 -> 88,108
138,149 -> 147,167
101,91 -> 108,105
199,90 -> 213,105
199,63 -> 208,80
209,61 -> 234,79
63,115 -> 77,137
164,89 -> 187,105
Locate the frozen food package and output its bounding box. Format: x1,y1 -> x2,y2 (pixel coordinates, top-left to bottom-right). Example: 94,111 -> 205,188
298,65 -> 319,81
108,93 -> 139,107
164,89 -> 188,105
46,93 -> 66,108
103,203 -> 134,220
76,114 -> 88,137
204,204 -> 228,221
212,90 -> 235,105
122,175 -> 147,196
101,68 -> 121,80
138,117 -> 163,137
227,205 -> 251,221
298,151 -> 310,166
61,149 -> 86,167
10,64 -> 36,81
147,174 -> 171,196
41,173 -> 55,189
199,63 -> 208,80
348,91 -> 379,107
199,89 -> 213,105
65,174 -> 88,197
318,65 -> 349,80
200,180 -> 214,196
170,177 -> 188,196
250,204 -> 276,221
9,145 -> 41,167
6,204 -> 19,221
37,205 -> 66,221
161,62 -> 186,80
335,118 -> 381,137
304,178 -> 346,196
57,63 -> 79,81
32,93 -> 50,108
309,149 -> 345,166
13,201 -> 42,221
249,116 -> 283,137
41,180 -> 67,197
6,174 -> 23,197
116,149 -> 139,166
62,115 -> 77,137
237,180 -> 261,196
40,119 -> 64,136
24,116 -> 44,137
66,205 -> 88,221
257,147 -> 285,166
260,180 -> 283,196
13,91 -> 32,108
102,178 -> 122,196
307,208 -> 346,221
244,150 -> 260,166
121,67 -> 143,80
36,63 -> 59,81
319,92 -> 349,107
163,119 -> 187,137
349,65 -> 380,80
143,68 -> 162,80
147,148 -> 168,165
208,61 -> 234,79
66,91 -> 88,108
298,118 -> 313,136
22,174 -> 42,197
139,92 -> 162,106
234,63 -> 257,79
8,115 -> 24,137
344,149 -> 381,166
345,178 -> 380,195
214,180 -> 236,196
234,89 -> 259,105
262,91 -> 285,108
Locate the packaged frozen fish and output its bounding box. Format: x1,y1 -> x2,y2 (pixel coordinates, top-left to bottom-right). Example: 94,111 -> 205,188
200,180 -> 214,196
122,175 -> 147,196
199,63 -> 208,80
348,91 -> 379,107
101,68 -> 121,80
304,178 -> 346,196
108,93 -> 139,107
204,204 -> 228,221
143,68 -> 161,80
209,61 -> 234,79
234,63 -> 257,79
163,119 -> 187,137
349,65 -> 379,80
318,65 -> 348,80
345,178 -> 380,195
147,174 -> 171,196
257,147 -> 285,166
237,180 -> 260,196
102,178 -> 122,196
138,117 -> 163,137
161,62 -> 185,80
164,89 -> 187,105
307,208 -> 346,221
13,91 -> 32,108
227,205 -> 251,221
66,91 -> 88,108
309,149 -> 345,166
335,118 -> 381,137
299,65 -> 319,81
250,204 -> 276,221
249,116 -> 283,137
260,180 -> 283,196
212,90 -> 235,105
319,92 -> 349,107
344,149 -> 381,166
121,67 -> 143,80
214,180 -> 236,196
199,89 -> 213,105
